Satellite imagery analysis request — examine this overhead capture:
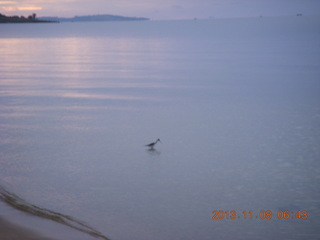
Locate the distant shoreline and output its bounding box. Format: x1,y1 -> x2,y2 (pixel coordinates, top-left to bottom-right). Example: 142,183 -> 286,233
1,13 -> 149,24
0,13 -> 56,23
38,14 -> 149,23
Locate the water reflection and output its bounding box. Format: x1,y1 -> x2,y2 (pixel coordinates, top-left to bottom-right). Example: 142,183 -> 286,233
2,19 -> 319,240
146,148 -> 161,156
0,186 -> 110,240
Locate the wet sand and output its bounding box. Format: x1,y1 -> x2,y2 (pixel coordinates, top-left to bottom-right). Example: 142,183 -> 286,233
0,217 -> 56,240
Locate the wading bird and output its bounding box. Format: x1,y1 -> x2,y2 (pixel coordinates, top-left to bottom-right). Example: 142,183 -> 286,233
145,139 -> 161,149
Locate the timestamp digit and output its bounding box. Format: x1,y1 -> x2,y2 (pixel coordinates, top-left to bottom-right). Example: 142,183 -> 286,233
301,211 -> 308,219
283,211 -> 290,219
265,210 -> 272,219
259,210 -> 272,219
242,211 -> 253,219
277,210 -> 290,219
277,211 -> 291,219
296,211 -> 308,219
230,210 -> 237,219
212,210 -> 219,219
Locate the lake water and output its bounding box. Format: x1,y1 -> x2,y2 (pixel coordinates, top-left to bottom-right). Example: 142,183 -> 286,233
1,16 -> 320,240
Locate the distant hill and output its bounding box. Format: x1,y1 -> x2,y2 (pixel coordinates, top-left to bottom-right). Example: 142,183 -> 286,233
39,14 -> 149,22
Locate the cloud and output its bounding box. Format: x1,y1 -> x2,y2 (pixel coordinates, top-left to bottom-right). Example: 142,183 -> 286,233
1,0 -> 43,13
0,1 -> 16,4
18,6 -> 42,11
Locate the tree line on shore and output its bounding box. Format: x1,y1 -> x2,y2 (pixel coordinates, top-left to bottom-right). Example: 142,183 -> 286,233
0,13 -> 55,23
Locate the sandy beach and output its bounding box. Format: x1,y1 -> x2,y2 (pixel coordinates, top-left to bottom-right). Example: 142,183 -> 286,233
0,217 -> 56,240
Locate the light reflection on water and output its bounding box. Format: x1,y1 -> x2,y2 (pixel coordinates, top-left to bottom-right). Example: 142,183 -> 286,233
1,18 -> 320,240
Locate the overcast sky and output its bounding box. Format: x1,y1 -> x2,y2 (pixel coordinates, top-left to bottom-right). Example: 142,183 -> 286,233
1,0 -> 320,19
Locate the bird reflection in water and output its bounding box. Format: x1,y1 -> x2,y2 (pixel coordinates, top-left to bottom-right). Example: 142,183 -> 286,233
146,147 -> 161,156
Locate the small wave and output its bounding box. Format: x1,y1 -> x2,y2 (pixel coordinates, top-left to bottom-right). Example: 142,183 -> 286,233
0,186 -> 110,240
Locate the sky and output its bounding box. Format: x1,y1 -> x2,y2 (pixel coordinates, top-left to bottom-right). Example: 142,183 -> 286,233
1,0 -> 320,20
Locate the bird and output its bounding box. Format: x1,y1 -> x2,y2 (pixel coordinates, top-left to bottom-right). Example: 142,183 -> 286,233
145,139 -> 161,149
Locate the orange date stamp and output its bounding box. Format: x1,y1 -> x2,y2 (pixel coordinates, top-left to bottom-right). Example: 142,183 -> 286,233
211,210 -> 308,220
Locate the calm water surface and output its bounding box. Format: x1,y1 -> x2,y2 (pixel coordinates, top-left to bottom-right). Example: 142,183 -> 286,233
1,17 -> 320,240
